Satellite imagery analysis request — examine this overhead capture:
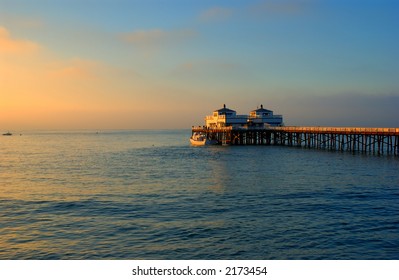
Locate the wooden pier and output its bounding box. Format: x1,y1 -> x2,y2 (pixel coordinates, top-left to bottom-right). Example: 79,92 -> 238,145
192,126 -> 399,155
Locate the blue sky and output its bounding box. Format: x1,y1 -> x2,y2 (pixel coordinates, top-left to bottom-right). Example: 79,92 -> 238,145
1,0 -> 398,129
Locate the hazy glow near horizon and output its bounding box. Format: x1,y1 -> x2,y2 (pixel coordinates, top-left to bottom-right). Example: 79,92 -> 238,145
1,0 -> 398,130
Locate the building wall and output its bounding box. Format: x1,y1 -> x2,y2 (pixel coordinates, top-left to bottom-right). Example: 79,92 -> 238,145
206,115 -> 247,127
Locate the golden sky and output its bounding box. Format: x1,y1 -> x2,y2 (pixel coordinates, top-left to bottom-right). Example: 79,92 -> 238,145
1,1 -> 398,130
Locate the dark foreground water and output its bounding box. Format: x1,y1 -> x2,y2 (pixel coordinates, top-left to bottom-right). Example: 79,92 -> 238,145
0,130 -> 398,259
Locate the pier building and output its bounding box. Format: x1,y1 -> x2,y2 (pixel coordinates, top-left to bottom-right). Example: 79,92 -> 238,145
248,104 -> 283,127
205,104 -> 283,128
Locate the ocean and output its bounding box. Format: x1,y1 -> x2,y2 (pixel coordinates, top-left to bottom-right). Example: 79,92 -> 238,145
0,130 -> 398,259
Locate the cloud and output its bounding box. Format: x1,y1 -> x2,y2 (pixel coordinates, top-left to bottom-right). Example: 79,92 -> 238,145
1,16 -> 44,29
0,26 -> 40,54
0,27 -> 123,127
120,28 -> 197,48
249,0 -> 316,18
199,7 -> 233,22
177,60 -> 239,73
46,59 -> 103,80
197,1 -> 316,24
0,26 -> 199,129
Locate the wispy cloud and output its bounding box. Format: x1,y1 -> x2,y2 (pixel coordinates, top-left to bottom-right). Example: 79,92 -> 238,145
2,16 -> 44,29
175,60 -> 239,75
0,26 -> 40,54
46,59 -> 104,80
0,26 -> 184,129
120,28 -> 197,48
249,0 -> 316,17
199,7 -> 233,22
1,27 -> 122,126
197,1 -> 316,24
118,28 -> 197,58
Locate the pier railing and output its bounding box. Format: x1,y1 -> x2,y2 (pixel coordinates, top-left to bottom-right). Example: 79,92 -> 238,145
269,126 -> 399,135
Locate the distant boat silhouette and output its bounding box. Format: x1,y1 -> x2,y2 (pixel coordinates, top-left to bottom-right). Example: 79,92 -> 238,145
3,132 -> 12,136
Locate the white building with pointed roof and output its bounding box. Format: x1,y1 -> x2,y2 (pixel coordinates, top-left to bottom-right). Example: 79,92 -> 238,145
205,104 -> 283,128
248,104 -> 283,127
205,104 -> 247,128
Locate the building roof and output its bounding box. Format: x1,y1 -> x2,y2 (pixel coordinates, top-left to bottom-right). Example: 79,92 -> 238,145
251,104 -> 272,113
215,104 -> 236,113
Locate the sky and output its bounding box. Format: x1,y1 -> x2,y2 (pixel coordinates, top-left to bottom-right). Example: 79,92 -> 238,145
1,0 -> 398,130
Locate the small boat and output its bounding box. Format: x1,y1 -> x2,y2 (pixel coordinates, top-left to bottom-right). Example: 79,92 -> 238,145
2,132 -> 12,136
190,132 -> 217,146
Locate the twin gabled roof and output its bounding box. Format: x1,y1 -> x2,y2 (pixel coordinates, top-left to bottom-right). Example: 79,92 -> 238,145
251,104 -> 272,113
215,104 -> 272,113
215,104 -> 236,113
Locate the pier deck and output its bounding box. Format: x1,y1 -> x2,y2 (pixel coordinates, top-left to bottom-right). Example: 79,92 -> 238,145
192,126 -> 399,155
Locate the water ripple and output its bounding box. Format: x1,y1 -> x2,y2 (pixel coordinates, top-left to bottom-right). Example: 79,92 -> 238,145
1,130 -> 398,259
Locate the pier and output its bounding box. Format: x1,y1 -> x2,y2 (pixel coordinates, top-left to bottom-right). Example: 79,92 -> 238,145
191,126 -> 399,155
